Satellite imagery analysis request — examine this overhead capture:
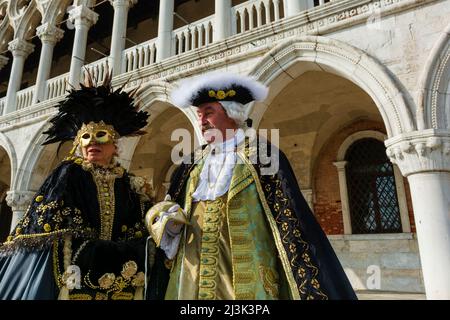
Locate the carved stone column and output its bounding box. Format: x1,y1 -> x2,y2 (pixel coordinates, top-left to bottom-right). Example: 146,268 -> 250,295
386,129 -> 450,299
284,0 -> 314,17
333,161 -> 352,235
6,190 -> 35,232
301,188 -> 314,213
67,5 -> 99,88
156,0 -> 174,61
4,39 -> 34,114
109,0 -> 137,75
34,23 -> 64,103
214,0 -> 231,41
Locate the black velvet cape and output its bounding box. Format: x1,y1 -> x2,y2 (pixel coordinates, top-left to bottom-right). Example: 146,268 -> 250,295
0,159 -> 169,300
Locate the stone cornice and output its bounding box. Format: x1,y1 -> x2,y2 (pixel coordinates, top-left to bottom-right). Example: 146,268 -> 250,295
385,129 -> 450,176
0,0 -> 440,130
0,96 -> 61,131
114,0 -> 437,87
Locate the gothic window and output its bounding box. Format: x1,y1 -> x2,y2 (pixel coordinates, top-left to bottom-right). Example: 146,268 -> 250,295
345,138 -> 402,234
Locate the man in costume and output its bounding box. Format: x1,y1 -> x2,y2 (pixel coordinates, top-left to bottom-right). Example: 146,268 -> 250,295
148,72 -> 357,300
0,71 -> 168,300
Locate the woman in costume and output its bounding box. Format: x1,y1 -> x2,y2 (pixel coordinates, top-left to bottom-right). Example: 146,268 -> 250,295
0,72 -> 168,300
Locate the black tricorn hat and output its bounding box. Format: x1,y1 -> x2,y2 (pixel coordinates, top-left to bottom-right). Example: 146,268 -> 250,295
170,72 -> 268,108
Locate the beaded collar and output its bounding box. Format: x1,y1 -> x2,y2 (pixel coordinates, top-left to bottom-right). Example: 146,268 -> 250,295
80,159 -> 125,178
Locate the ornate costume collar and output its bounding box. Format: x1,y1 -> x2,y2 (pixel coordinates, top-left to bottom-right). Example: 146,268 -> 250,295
67,156 -> 125,178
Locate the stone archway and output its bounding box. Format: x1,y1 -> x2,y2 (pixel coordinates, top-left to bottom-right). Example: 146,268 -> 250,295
257,70 -> 384,193
0,143 -> 12,241
126,81 -> 197,201
416,22 -> 450,130
249,36 -> 415,138
13,120 -> 72,193
253,37 -> 423,294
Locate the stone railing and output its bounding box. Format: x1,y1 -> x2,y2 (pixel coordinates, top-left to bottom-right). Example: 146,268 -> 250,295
16,85 -> 35,111
122,38 -> 158,73
82,56 -> 110,84
232,0 -> 285,34
0,0 -> 434,121
173,14 -> 215,56
46,72 -> 69,100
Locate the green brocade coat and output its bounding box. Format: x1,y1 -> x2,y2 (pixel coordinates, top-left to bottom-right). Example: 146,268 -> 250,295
165,140 -> 357,300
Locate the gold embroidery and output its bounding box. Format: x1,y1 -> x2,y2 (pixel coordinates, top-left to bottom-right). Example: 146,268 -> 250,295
233,254 -> 253,263
95,292 -> 108,300
259,265 -> 279,299
84,261 -> 144,297
69,294 -> 93,300
5,228 -> 89,245
238,151 -> 301,300
90,169 -> 117,240
53,240 -> 64,289
265,171 -> 327,300
235,292 -> 256,300
234,272 -> 255,284
111,292 -> 134,300
198,198 -> 224,300
226,177 -> 258,300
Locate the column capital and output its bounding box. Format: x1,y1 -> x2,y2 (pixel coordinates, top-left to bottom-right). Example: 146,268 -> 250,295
68,5 -> 99,28
301,188 -> 314,212
5,190 -> 35,212
385,129 -> 450,176
36,23 -> 64,45
0,55 -> 9,69
8,38 -> 35,58
109,0 -> 137,9
333,161 -> 348,171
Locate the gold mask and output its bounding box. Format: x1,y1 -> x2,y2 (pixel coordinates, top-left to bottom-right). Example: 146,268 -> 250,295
76,121 -> 119,147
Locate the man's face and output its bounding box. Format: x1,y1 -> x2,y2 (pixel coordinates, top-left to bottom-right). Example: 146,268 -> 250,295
196,102 -> 237,144
82,141 -> 117,167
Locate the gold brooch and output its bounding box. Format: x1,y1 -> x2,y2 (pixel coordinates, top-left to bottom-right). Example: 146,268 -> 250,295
208,89 -> 236,100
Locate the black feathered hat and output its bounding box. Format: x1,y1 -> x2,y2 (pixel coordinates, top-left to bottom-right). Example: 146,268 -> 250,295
42,66 -> 149,148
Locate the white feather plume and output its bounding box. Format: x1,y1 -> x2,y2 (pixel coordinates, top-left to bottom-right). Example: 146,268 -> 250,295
170,72 -> 269,108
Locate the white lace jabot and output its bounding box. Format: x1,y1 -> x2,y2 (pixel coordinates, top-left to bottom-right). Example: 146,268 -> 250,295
192,129 -> 245,202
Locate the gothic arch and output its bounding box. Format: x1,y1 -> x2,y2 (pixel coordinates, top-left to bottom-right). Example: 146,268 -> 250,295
13,121 -> 52,191
416,22 -> 450,130
249,36 -> 415,137
0,0 -> 13,52
35,0 -> 72,25
7,0 -> 41,39
0,130 -> 16,188
119,80 -> 200,167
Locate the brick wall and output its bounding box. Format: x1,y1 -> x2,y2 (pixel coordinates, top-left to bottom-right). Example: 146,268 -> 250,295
312,120 -> 416,234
